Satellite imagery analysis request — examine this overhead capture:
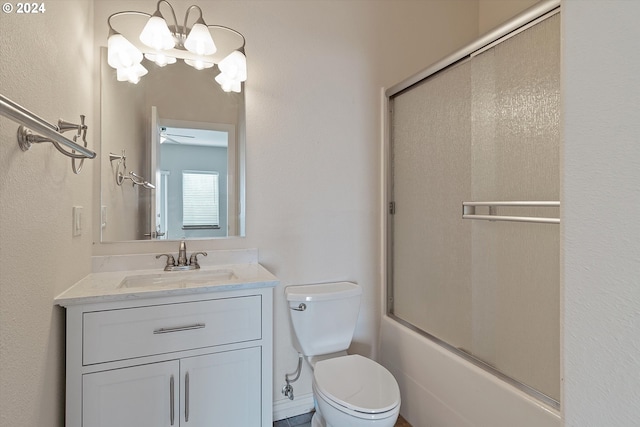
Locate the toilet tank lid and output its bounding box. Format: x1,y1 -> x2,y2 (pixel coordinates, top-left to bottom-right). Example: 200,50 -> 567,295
285,282 -> 362,302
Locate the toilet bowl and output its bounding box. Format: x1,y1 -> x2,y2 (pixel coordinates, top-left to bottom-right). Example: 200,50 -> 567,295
285,282 -> 401,427
311,354 -> 400,427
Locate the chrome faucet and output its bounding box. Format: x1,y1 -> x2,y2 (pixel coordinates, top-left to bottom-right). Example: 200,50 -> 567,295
156,240 -> 208,271
177,241 -> 188,267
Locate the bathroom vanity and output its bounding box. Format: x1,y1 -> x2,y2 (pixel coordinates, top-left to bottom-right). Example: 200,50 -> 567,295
55,262 -> 278,427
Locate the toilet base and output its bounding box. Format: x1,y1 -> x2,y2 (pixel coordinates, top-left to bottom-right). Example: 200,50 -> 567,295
311,412 -> 323,427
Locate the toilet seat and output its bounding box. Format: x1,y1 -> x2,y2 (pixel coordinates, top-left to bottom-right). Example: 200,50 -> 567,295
313,354 -> 400,417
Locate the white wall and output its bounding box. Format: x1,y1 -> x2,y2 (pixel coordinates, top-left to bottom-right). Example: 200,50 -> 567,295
562,0 -> 640,425
0,1 -> 94,426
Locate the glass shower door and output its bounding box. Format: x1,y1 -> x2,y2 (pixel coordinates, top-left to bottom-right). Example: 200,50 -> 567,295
389,13 -> 560,404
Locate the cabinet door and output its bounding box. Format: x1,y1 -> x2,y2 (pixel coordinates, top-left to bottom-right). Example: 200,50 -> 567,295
181,347 -> 261,426
83,361 -> 179,427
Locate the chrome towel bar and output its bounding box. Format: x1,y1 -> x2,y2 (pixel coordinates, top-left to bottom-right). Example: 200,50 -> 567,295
462,201 -> 560,224
0,94 -> 96,174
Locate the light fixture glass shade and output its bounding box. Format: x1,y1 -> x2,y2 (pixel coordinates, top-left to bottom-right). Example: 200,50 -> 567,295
218,50 -> 247,81
116,63 -> 148,84
139,15 -> 175,51
184,58 -> 214,70
215,72 -> 242,93
184,22 -> 217,55
145,53 -> 177,67
107,33 -> 143,69
108,4 -> 247,88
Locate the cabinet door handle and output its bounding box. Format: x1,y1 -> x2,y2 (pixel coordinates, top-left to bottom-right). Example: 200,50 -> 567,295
153,323 -> 205,334
185,371 -> 190,422
170,375 -> 175,426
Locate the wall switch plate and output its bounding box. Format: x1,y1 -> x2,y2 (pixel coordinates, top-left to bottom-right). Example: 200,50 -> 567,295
73,206 -> 83,236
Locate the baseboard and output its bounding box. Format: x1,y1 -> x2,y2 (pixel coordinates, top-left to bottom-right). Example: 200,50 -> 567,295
273,393 -> 315,421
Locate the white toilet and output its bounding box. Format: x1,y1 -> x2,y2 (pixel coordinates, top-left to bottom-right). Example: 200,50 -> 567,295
286,282 -> 400,427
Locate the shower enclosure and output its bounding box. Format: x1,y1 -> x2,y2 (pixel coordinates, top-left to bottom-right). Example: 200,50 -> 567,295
386,6 -> 560,407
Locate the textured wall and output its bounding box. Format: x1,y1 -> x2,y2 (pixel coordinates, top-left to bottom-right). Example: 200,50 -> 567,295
562,0 -> 640,425
0,1 -> 94,426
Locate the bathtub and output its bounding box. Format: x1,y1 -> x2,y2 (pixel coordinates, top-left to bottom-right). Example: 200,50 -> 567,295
379,316 -> 561,427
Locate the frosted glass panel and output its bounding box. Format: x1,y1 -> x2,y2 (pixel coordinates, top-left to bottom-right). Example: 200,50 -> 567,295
390,14 -> 560,401
392,59 -> 472,350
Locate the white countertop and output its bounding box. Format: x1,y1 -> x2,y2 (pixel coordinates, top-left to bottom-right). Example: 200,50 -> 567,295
55,263 -> 279,306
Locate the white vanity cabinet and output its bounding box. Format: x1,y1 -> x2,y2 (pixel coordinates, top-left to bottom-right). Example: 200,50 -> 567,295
83,360 -> 177,427
83,347 -> 261,426
59,285 -> 274,427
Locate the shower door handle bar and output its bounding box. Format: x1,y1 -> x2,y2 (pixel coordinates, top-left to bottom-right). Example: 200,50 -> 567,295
463,201 -> 560,207
462,214 -> 560,224
462,201 -> 560,224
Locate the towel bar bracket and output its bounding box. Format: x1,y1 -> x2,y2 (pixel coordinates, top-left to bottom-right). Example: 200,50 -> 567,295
18,126 -> 86,159
0,94 -> 96,174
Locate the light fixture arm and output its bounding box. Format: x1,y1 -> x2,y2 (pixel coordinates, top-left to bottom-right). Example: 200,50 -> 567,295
184,5 -> 206,32
107,11 -> 151,33
156,0 -> 180,38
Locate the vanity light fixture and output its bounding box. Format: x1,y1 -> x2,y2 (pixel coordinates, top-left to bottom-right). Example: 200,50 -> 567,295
107,0 -> 247,92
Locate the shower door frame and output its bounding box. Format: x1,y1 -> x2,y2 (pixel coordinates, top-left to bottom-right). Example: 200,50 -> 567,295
383,0 -> 561,410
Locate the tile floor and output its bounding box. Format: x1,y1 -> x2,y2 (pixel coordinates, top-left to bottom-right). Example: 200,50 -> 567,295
273,412 -> 411,427
273,411 -> 313,427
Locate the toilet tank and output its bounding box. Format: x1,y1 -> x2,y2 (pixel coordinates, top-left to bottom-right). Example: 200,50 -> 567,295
286,282 -> 362,357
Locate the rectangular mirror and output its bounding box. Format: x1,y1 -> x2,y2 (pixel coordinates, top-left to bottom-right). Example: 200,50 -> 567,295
100,48 -> 245,242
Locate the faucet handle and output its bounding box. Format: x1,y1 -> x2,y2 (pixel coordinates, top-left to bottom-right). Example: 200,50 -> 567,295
156,254 -> 176,271
189,252 -> 208,269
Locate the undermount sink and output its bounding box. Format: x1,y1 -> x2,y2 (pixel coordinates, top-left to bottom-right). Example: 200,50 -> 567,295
119,269 -> 237,289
